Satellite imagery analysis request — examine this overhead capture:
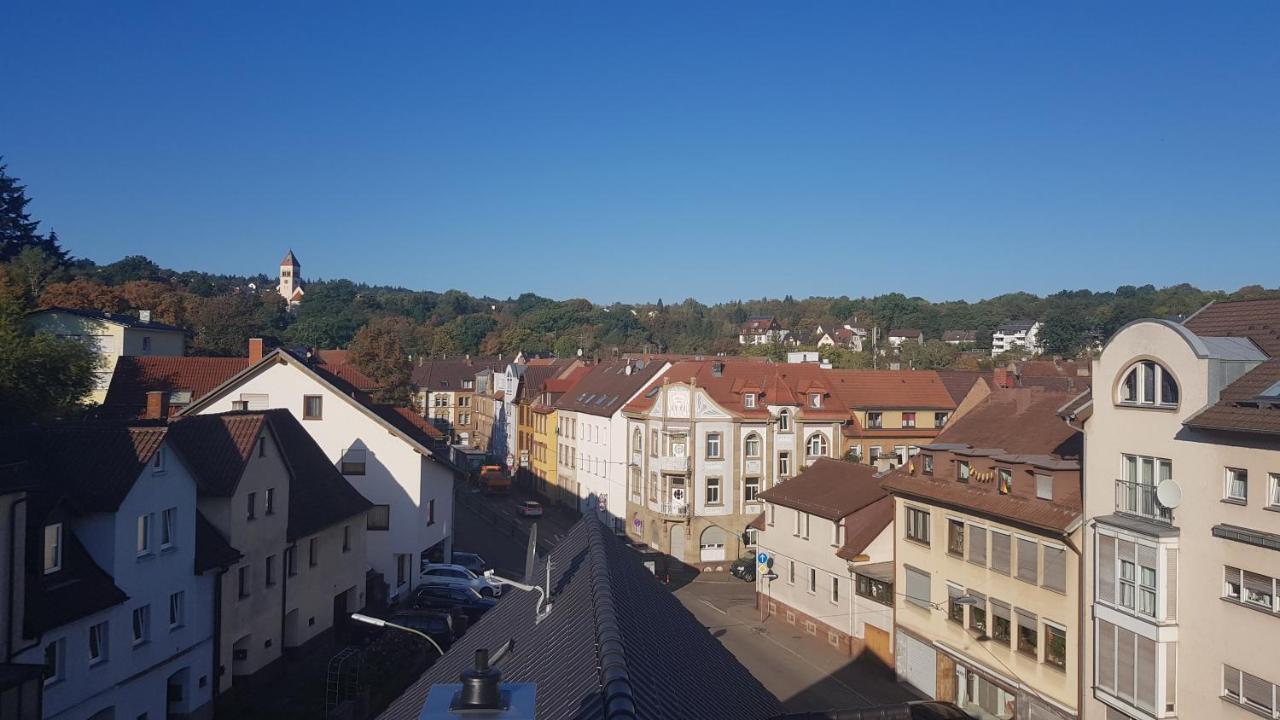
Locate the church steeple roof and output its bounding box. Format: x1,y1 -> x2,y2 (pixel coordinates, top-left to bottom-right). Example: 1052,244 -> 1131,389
280,249 -> 300,267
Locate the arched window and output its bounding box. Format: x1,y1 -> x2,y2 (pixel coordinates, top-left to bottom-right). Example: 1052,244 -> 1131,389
632,428 -> 643,453
744,433 -> 761,458
777,409 -> 791,432
806,433 -> 829,457
1119,361 -> 1179,407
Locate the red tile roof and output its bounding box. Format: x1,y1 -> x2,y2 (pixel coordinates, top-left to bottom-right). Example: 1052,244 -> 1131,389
824,369 -> 957,410
837,495 -> 895,560
1185,358 -> 1280,435
166,413 -> 268,496
18,425 -> 169,512
931,388 -> 1081,456
1185,298 -> 1280,355
102,356 -> 252,418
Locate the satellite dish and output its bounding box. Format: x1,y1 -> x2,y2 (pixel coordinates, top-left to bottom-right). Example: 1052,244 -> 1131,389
1155,479 -> 1182,509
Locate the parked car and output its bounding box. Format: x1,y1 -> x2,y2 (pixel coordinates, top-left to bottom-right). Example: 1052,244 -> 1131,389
411,585 -> 497,623
516,500 -> 543,518
387,610 -> 457,651
450,551 -> 487,576
421,562 -> 503,597
728,558 -> 756,582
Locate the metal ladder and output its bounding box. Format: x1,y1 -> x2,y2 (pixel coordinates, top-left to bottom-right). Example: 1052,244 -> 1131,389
324,646 -> 362,717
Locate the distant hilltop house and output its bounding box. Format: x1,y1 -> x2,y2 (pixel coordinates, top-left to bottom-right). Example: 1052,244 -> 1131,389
991,320 -> 1044,357
277,249 -> 304,309
813,321 -> 874,352
887,329 -> 924,348
942,330 -> 977,346
738,316 -> 790,346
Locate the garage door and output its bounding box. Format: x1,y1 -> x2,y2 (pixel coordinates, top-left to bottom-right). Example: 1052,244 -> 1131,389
699,526 -> 727,562
896,633 -> 937,698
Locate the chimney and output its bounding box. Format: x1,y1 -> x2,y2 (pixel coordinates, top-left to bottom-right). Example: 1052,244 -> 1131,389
993,367 -> 1011,388
145,390 -> 170,419
249,338 -> 265,363
138,309 -> 152,323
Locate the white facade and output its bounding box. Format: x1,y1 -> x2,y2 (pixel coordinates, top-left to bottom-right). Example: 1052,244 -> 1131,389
27,310 -> 186,401
992,322 -> 1044,357
20,442 -> 215,720
557,407 -> 633,530
1082,318 -> 1278,720
756,503 -> 894,650
188,354 -> 454,604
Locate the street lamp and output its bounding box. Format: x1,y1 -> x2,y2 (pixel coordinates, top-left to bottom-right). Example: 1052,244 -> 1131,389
351,613 -> 445,657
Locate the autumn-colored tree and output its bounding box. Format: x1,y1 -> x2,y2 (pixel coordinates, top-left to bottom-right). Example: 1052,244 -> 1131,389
348,316 -> 413,404
191,293 -> 272,356
38,278 -> 126,312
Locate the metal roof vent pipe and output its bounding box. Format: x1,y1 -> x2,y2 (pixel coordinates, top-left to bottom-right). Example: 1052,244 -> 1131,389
419,640 -> 535,719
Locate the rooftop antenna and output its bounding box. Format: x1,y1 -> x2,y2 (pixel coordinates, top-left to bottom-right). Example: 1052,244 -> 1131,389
486,525 -> 553,623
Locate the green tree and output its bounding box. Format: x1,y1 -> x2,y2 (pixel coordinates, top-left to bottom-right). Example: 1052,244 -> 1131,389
0,267 -> 98,424
348,316 -> 414,404
898,340 -> 960,370
192,293 -> 271,355
0,160 -> 68,263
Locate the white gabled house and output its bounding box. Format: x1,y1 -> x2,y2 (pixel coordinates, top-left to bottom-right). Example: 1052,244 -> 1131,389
181,348 -> 458,604
13,427 -> 217,720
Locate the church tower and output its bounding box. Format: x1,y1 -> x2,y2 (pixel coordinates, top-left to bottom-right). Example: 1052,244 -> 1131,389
278,249 -> 304,308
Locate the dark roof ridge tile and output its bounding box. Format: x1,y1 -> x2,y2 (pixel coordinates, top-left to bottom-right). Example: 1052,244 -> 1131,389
584,520 -> 638,719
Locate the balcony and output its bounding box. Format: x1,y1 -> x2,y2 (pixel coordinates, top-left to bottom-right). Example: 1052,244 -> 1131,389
1115,479 -> 1173,525
649,499 -> 689,518
659,455 -> 690,474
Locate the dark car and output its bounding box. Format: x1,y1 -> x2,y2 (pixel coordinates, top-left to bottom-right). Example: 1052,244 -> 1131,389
388,611 -> 457,651
729,557 -> 756,582
411,584 -> 498,622
450,551 -> 487,576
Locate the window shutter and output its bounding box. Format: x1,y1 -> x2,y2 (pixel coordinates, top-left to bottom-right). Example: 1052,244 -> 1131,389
991,598 -> 1010,621
1223,665 -> 1241,698
1016,609 -> 1037,634
1137,543 -> 1157,571
1118,538 -> 1136,565
1097,621 -> 1116,694
968,525 -> 987,565
1226,565 -> 1242,594
991,531 -> 1011,574
1242,671 -> 1273,712
1017,537 -> 1038,583
905,566 -> 931,609
1042,546 -> 1066,593
1166,548 -> 1177,620
1098,535 -> 1116,604
1136,635 -> 1157,712
1117,627 -> 1136,703
1244,570 -> 1273,598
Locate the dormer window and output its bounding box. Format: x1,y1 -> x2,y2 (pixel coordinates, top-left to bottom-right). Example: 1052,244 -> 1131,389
43,523 -> 62,574
922,455 -> 934,475
744,393 -> 757,409
1119,360 -> 1179,407
809,394 -> 822,409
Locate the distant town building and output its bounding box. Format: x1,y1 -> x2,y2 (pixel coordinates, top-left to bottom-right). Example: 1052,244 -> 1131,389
411,358 -> 507,444
991,320 -> 1044,357
887,329 -> 924,348
739,316 -> 790,346
942,330 -> 977,346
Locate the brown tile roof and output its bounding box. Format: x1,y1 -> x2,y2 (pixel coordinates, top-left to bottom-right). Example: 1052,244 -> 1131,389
314,351 -> 380,391
544,366 -> 592,394
1185,358 -> 1280,435
102,356 -> 252,418
553,360 -> 666,417
166,413 -> 268,496
756,458 -> 888,520
1185,298 -> 1280,355
824,369 -> 957,410
374,405 -> 446,443
17,425 -> 170,512
410,358 -> 506,390
837,495 -> 894,560
931,388 -> 1082,457
881,470 -> 1081,534
514,362 -> 576,403
934,371 -> 985,405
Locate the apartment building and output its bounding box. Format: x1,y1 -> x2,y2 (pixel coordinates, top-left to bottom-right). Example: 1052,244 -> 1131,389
410,358 -> 505,444
992,320 -> 1045,358
181,347 -> 456,605
754,459 -> 895,665
555,360 -> 668,529
882,388 -> 1084,720
8,426 -> 218,720
28,307 -> 187,402
516,367 -> 589,499
828,369 -> 978,467
1078,298 -> 1280,720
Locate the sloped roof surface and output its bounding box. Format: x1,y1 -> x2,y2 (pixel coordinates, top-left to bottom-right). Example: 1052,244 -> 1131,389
410,358 -> 507,390
24,508 -> 127,634
825,369 -> 957,410
10,424 -> 169,512
166,413 -> 266,496
33,306 -> 186,332
554,361 -> 665,416
931,388 -> 1081,457
267,410 -> 374,538
757,458 -> 887,520
1185,298 -> 1280,355
837,495 -> 895,560
195,510 -> 242,572
379,519 -> 778,720
1185,358 -> 1280,435
102,356 -> 252,418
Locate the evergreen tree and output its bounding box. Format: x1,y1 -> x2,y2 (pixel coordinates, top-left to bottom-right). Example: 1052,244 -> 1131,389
0,159 -> 67,263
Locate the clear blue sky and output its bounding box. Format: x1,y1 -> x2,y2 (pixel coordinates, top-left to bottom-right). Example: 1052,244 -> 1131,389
4,2 -> 1278,304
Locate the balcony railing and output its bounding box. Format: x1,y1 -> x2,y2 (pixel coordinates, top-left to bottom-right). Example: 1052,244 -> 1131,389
659,456 -> 690,473
1115,479 -> 1173,525
649,500 -> 689,518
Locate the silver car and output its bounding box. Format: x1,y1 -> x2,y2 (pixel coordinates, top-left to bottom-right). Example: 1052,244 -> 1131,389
419,563 -> 502,597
